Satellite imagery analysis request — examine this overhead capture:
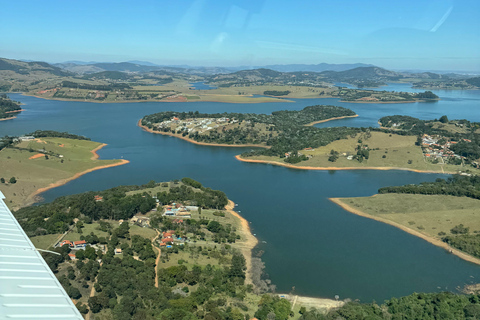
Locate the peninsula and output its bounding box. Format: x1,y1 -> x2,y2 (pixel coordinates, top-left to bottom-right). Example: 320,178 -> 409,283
238,115 -> 480,175
140,105 -> 358,152
330,174 -> 480,266
0,131 -> 129,209
17,178 -> 343,319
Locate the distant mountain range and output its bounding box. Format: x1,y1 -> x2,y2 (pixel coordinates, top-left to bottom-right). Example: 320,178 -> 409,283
1,57 -> 478,91
0,58 -> 71,76
258,63 -> 376,73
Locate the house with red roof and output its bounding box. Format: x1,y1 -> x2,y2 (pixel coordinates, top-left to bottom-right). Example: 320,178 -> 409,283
68,253 -> 76,260
60,240 -> 73,248
73,240 -> 87,248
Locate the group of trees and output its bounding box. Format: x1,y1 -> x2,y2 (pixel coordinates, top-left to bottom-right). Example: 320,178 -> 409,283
0,94 -> 21,119
298,292 -> 480,319
27,130 -> 90,140
0,177 -> 16,184
263,90 -> 290,96
157,183 -> 228,210
378,175 -> 480,200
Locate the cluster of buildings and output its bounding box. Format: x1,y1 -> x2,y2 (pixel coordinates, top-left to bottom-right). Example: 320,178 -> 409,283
163,203 -> 198,218
57,239 -> 90,261
159,230 -> 181,248
156,117 -> 238,135
58,239 -> 88,249
421,134 -> 468,162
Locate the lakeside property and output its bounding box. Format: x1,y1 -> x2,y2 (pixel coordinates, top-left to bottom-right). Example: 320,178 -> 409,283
19,179 -> 343,319
0,136 -> 128,209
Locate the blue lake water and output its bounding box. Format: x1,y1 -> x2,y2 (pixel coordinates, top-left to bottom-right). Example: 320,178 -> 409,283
189,82 -> 217,90
1,87 -> 479,302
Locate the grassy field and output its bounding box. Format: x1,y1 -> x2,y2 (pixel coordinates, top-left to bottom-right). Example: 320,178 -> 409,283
30,233 -> 62,249
244,131 -> 480,174
67,222 -> 110,241
336,194 -> 480,238
129,225 -> 157,239
0,137 -> 125,209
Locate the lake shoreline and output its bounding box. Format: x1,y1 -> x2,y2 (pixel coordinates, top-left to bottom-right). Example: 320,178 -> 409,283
23,144 -> 130,208
225,200 -> 258,285
329,197 -> 480,266
0,116 -> 16,121
304,114 -> 358,126
234,155 -> 455,174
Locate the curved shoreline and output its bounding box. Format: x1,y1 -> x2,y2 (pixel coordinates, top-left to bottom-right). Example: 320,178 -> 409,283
90,143 -> 107,160
304,114 -> 359,126
138,119 -> 270,149
25,143 -> 129,206
225,200 -> 258,284
235,155 -> 454,174
329,197 -> 480,266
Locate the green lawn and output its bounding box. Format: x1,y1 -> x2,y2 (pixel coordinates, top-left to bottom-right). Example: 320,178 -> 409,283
67,222 -> 110,241
130,225 -> 157,239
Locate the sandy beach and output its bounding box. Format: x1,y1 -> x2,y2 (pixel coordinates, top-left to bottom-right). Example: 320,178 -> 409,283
0,116 -> 16,121
329,197 -> 480,266
138,120 -> 270,148
225,200 -> 258,284
235,155 -> 454,174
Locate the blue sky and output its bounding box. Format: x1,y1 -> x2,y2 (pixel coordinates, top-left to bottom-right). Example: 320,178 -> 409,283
1,0 -> 479,71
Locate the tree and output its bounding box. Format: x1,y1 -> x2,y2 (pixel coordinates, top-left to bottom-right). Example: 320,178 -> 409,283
9,177 -> 16,184
439,115 -> 449,123
0,178 -> 4,183
75,250 -> 85,260
75,302 -> 89,314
